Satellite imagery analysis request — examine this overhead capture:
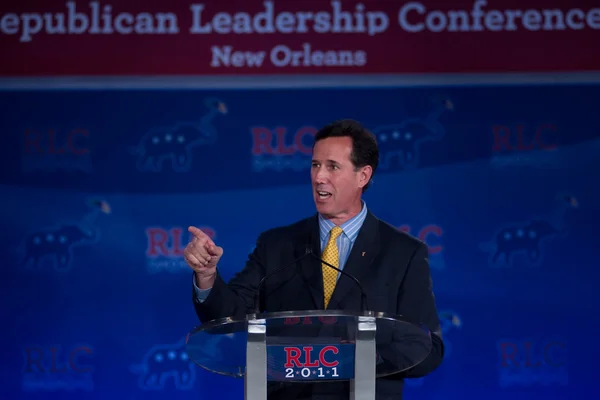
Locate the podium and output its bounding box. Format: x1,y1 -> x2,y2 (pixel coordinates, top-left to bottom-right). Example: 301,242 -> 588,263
186,310 -> 432,400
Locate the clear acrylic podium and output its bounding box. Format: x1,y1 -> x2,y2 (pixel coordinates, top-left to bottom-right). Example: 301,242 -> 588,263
186,310 -> 432,400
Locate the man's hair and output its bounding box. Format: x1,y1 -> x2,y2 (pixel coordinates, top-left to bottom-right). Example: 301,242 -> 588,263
313,119 -> 379,192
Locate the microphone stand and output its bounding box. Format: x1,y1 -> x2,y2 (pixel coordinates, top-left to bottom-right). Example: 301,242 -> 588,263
305,249 -> 369,312
252,247 -> 369,314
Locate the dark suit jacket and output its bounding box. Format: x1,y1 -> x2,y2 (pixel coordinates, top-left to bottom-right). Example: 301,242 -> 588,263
193,210 -> 444,399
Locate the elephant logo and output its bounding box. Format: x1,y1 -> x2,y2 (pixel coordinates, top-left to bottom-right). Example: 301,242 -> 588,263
489,219 -> 560,265
130,338 -> 196,391
372,96 -> 453,170
130,97 -> 227,172
19,199 -> 110,272
481,195 -> 577,267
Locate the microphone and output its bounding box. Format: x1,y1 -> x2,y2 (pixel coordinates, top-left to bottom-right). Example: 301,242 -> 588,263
305,248 -> 369,312
253,245 -> 369,314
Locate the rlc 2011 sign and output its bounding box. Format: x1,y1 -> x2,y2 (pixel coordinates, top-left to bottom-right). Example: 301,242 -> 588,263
284,346 -> 340,379
267,344 -> 354,381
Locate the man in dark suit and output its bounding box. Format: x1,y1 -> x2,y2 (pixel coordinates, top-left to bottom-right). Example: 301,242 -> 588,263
185,119 -> 444,399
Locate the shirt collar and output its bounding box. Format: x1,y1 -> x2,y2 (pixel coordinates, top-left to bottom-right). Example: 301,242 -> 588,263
318,201 -> 368,243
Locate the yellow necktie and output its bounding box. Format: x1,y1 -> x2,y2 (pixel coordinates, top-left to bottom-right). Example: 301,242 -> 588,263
322,226 -> 343,308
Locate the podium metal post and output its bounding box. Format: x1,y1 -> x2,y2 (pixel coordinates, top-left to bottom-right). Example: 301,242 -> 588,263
245,316 -> 267,400
351,314 -> 377,400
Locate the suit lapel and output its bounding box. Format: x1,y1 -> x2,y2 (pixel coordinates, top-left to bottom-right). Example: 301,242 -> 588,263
296,215 -> 324,309
327,210 -> 381,310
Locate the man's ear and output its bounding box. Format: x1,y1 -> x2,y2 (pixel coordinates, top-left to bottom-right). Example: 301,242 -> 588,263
358,165 -> 373,189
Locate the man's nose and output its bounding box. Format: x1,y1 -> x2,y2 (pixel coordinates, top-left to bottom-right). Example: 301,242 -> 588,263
314,168 -> 327,183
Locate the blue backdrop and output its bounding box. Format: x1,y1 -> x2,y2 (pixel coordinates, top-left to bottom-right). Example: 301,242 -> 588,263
2,84 -> 599,399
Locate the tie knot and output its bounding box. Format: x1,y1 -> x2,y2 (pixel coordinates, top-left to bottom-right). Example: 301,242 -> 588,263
329,226 -> 343,240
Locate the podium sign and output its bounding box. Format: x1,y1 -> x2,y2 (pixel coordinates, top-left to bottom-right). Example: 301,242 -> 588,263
267,343 -> 354,381
186,310 -> 431,400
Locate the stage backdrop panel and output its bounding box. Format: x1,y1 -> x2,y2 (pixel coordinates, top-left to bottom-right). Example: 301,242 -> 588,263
1,84 -> 599,400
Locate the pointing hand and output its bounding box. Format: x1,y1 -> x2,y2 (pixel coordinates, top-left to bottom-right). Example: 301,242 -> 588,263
184,226 -> 223,287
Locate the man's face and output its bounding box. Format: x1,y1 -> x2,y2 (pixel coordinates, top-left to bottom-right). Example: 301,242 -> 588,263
311,137 -> 370,221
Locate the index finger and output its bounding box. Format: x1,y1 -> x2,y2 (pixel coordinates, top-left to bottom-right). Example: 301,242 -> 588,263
188,226 -> 215,245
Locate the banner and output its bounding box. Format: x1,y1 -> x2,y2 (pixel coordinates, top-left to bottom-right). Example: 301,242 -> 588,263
1,0 -> 599,76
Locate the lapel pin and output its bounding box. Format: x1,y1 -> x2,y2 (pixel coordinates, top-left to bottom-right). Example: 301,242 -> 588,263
362,252 -> 366,256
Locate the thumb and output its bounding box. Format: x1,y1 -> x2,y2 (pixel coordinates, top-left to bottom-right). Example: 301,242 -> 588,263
208,245 -> 223,257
